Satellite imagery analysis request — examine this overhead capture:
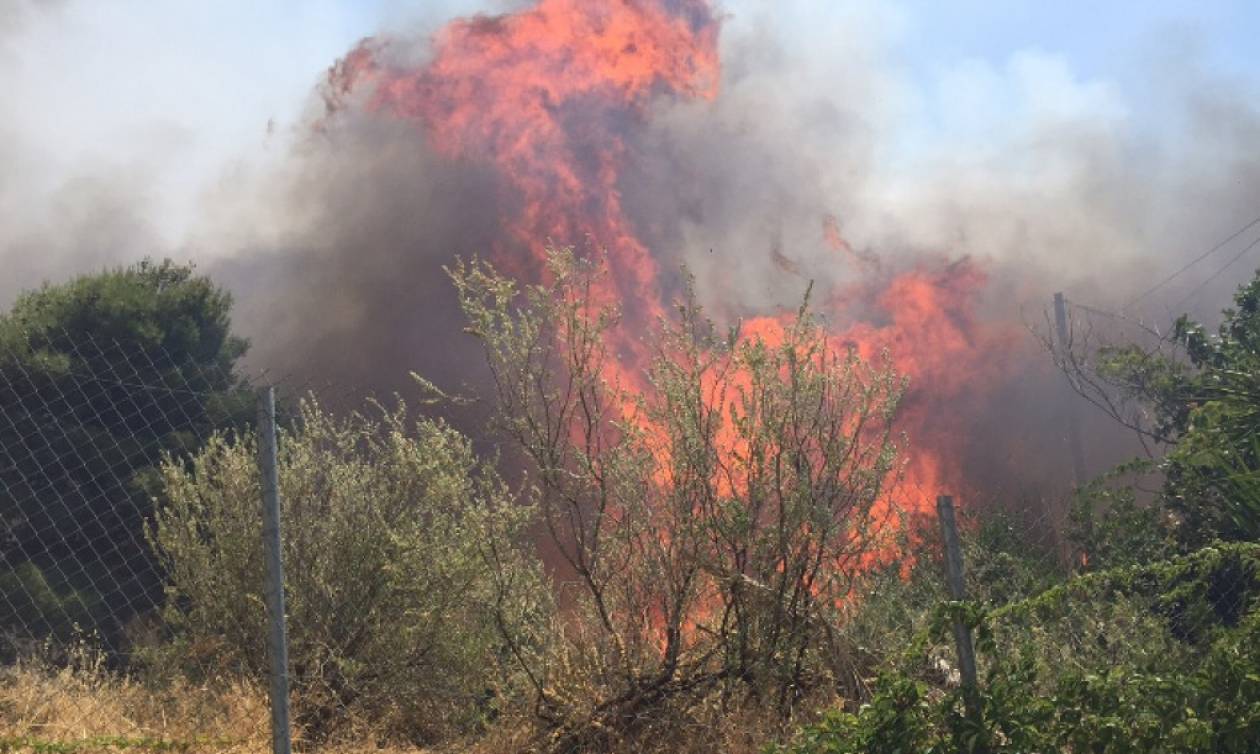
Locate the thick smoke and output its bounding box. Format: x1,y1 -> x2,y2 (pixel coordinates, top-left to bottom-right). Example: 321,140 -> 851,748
602,4 -> 1256,505
6,1 -> 1260,512
206,115 -> 509,401
622,6 -> 1260,329
0,148 -> 170,310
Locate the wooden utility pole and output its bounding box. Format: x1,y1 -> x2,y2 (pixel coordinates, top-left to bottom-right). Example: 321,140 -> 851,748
1054,292 -> 1088,487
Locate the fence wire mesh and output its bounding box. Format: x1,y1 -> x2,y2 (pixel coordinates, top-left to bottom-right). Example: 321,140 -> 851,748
0,327 -> 273,751
2,322 -> 1253,753
0,324 -> 507,753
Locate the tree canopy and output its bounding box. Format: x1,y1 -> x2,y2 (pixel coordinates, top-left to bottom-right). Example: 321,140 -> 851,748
1058,268 -> 1260,546
0,259 -> 253,654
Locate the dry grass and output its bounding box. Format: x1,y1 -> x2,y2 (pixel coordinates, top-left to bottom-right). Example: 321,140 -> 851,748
0,660 -> 801,754
0,661 -> 457,754
0,659 -> 268,753
453,695 -> 803,754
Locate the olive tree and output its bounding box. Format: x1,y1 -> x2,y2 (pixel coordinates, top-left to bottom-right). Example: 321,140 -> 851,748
149,397 -> 547,744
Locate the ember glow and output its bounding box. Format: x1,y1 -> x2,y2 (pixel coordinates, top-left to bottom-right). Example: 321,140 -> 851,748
326,0 -> 1017,538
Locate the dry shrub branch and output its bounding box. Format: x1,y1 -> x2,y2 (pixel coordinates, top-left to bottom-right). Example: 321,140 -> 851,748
451,248 -> 906,750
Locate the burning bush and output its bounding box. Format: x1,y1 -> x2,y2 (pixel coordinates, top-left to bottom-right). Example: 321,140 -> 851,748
453,248 -> 907,749
148,398 -> 547,745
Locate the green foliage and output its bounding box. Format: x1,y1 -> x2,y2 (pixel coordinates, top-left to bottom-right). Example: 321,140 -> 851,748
1175,432 -> 1260,544
0,259 -> 247,372
774,676 -> 936,754
1068,460 -> 1176,570
0,562 -> 99,648
0,259 -> 252,654
148,396 -> 547,745
775,543 -> 1260,754
839,509 -> 1063,686
1085,268 -> 1260,545
1092,343 -> 1194,445
1165,290 -> 1260,544
963,511 -> 1063,606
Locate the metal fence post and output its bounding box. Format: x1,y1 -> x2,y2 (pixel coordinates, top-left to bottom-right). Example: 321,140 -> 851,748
258,387 -> 293,754
936,495 -> 985,748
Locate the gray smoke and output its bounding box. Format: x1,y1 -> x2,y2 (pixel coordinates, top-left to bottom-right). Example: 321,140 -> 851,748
0,2 -> 160,309
202,3 -> 1260,506
204,115 -> 511,403
623,7 -> 1260,329
6,1 -> 1260,514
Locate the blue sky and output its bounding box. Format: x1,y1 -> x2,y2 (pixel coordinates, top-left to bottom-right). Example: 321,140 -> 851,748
901,1 -> 1259,79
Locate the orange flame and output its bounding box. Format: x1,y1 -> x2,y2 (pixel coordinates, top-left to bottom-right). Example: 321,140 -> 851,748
330,0 -> 719,382
328,0 -> 1017,566
823,213 -> 880,270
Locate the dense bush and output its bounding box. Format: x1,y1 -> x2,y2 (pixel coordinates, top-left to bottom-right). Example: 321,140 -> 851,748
1060,267 -> 1260,547
0,259 -> 253,653
149,397 -> 548,745
1067,461 -> 1177,571
808,268 -> 1260,751
772,543 -> 1260,754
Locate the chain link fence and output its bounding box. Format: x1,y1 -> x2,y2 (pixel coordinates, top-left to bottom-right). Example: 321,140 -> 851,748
0,327 -> 283,752
813,491 -> 1260,753
4,324 -> 1255,753
0,326 -> 527,753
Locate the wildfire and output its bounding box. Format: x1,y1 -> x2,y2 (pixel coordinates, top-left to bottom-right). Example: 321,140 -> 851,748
823,213 -> 880,271
326,0 -> 1015,548
328,0 -> 718,379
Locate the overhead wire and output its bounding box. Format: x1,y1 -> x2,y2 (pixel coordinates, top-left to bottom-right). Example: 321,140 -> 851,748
1064,299 -> 1128,322
1171,234 -> 1260,312
1121,214 -> 1260,311
1067,228 -> 1260,325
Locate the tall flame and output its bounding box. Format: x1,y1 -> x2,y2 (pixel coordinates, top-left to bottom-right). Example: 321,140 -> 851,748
329,0 -> 718,374
327,0 -> 1015,539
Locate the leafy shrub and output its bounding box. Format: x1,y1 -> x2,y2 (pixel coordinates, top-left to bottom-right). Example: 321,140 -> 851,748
774,542 -> 1260,754
1057,267 -> 1260,546
1068,461 -> 1177,571
148,397 -> 547,745
0,259 -> 253,651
